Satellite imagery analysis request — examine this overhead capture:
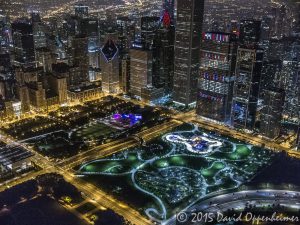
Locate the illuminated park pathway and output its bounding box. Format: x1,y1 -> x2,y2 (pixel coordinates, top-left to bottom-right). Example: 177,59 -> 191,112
77,123 -> 273,224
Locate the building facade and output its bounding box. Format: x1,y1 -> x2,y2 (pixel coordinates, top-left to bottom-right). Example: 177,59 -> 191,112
71,35 -> 89,86
260,88 -> 285,138
141,16 -> 160,49
239,20 -> 261,46
120,55 -> 130,94
48,74 -> 68,104
197,32 -> 237,122
173,0 -> 205,106
153,14 -> 175,94
282,59 -> 300,121
100,38 -> 120,94
231,47 -> 263,129
129,48 -> 152,98
11,21 -> 35,67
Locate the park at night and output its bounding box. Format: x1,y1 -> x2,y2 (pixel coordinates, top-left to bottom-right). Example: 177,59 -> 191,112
77,123 -> 275,223
1,0 -> 300,225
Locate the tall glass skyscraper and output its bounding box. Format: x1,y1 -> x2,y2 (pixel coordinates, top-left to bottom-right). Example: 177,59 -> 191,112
239,20 -> 261,46
231,47 -> 263,129
231,19 -> 263,130
260,88 -> 285,139
196,32 -> 237,122
173,0 -> 205,106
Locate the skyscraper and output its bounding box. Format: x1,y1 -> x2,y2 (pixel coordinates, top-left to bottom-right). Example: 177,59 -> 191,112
260,88 -> 285,139
11,21 -> 35,67
141,16 -> 160,50
75,4 -> 89,18
129,48 -> 152,98
231,47 -> 263,129
0,16 -> 11,52
197,32 -> 237,122
27,81 -> 46,110
282,58 -> 300,121
173,0 -> 205,106
231,19 -> 263,130
260,60 -> 282,93
116,17 -> 135,46
152,11 -> 175,94
32,12 -> 47,49
120,55 -> 130,94
261,16 -> 272,41
16,85 -> 30,113
35,47 -> 54,73
71,35 -> 89,86
271,5 -> 290,38
239,20 -> 261,46
100,38 -> 120,94
48,73 -> 68,104
163,0 -> 175,23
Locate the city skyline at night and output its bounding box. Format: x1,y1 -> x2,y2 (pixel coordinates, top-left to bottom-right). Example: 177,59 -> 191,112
0,1 -> 300,225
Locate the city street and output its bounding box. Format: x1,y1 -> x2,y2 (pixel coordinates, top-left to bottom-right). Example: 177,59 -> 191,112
0,118 -> 181,225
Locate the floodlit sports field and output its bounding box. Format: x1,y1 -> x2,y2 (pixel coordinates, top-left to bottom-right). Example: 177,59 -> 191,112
77,123 -> 275,223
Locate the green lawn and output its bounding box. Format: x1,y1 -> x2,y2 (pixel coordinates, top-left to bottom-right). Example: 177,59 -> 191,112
75,122 -> 116,139
201,162 -> 226,177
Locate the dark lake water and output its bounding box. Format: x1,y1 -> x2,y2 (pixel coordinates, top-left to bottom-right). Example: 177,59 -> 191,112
0,195 -> 85,225
250,153 -> 300,187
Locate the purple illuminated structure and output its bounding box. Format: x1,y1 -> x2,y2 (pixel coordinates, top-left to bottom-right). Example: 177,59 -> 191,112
112,113 -> 142,127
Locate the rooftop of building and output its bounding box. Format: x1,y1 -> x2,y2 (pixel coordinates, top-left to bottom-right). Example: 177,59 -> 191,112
46,90 -> 58,99
52,63 -> 70,73
23,66 -> 43,73
0,145 -> 34,167
35,47 -> 51,52
26,81 -> 43,91
47,71 -> 66,79
69,83 -> 101,93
